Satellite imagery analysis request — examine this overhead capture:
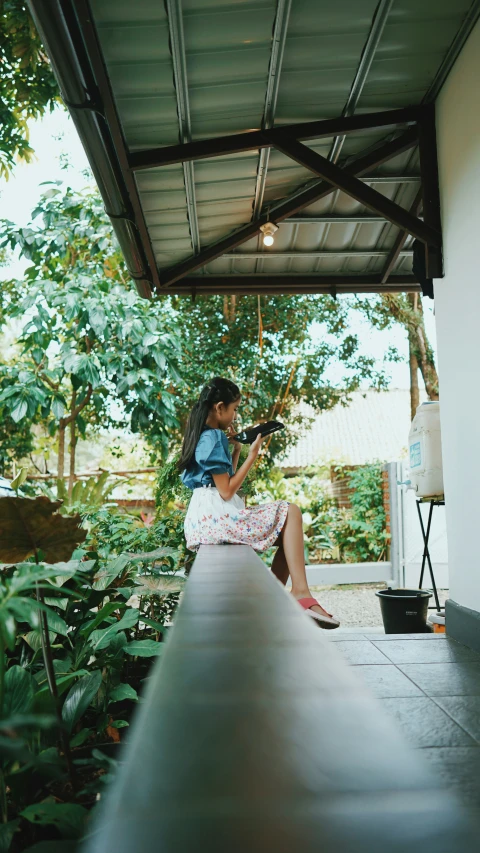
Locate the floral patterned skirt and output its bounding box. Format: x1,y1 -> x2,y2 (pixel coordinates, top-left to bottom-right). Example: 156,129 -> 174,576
184,486 -> 289,553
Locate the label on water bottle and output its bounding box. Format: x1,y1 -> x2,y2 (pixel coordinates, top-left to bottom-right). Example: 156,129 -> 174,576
410,441 -> 422,469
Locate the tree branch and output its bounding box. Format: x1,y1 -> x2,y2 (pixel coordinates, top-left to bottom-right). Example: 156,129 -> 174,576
61,384 -> 93,427
39,371 -> 60,391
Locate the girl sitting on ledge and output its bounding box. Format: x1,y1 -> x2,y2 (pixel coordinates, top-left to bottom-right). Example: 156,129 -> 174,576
178,376 -> 340,629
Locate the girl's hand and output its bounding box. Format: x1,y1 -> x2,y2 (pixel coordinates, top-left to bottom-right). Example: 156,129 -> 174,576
226,425 -> 242,451
247,433 -> 263,459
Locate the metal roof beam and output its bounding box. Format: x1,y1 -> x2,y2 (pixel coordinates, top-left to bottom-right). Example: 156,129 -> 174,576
417,104 -> 443,278
160,128 -> 418,286
360,175 -> 420,183
286,213 -> 407,224
270,134 -> 440,246
224,250 -> 412,260
129,106 -> 421,171
381,188 -> 422,284
252,0 -> 292,220
165,0 -> 200,255
166,274 -> 420,296
328,0 -> 394,164
424,0 -> 480,103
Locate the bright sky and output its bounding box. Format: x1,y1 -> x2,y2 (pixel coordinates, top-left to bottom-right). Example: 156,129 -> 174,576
0,107 -> 437,389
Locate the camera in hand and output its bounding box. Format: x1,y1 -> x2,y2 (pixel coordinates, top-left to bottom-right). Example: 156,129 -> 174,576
232,420 -> 284,445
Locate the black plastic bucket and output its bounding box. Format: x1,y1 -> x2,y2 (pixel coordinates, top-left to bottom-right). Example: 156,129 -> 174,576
376,588 -> 432,634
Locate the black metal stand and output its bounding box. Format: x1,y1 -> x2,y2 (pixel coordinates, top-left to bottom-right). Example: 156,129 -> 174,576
416,497 -> 444,612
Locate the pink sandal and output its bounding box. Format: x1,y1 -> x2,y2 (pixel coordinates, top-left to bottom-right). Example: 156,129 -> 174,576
297,597 -> 340,630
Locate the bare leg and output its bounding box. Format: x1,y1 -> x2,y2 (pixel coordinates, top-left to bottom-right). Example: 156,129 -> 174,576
281,504 -> 333,619
271,544 -> 289,586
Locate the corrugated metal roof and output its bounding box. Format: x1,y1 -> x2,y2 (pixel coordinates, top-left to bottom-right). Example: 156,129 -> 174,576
280,388 -> 427,469
34,0 -> 480,292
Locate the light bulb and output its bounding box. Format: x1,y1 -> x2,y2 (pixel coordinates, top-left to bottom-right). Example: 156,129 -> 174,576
260,221 -> 278,247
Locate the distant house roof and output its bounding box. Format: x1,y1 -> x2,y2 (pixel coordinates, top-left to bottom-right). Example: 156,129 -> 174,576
280,389 -> 426,470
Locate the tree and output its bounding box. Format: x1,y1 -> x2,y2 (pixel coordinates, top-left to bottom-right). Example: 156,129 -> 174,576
353,293 -> 439,420
0,182 -> 411,484
0,184 -> 181,489
161,291 -> 394,460
0,1 -> 59,176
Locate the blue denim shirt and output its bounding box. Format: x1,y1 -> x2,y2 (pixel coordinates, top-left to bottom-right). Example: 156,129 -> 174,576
181,427 -> 233,490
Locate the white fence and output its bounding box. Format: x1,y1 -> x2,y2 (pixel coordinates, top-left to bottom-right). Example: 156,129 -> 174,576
396,460 -> 448,589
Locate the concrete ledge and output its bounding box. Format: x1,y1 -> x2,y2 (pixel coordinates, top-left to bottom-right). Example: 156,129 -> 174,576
83,545 -> 476,852
446,598 -> 480,652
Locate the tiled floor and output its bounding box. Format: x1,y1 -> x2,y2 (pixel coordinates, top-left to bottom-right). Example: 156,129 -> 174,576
328,631 -> 480,815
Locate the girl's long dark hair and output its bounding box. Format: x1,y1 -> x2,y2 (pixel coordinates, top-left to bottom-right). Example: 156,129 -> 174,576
178,377 -> 241,472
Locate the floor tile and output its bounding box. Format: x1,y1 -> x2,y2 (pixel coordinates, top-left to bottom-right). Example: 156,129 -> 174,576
326,634 -> 369,642
434,697 -> 480,744
421,748 -> 480,811
355,665 -> 423,698
334,641 -> 391,665
380,697 -> 476,748
397,663 -> 480,697
365,633 -> 446,641
372,639 -> 480,664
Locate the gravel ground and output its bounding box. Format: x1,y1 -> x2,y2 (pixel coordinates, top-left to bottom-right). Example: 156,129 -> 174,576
309,584 -> 449,628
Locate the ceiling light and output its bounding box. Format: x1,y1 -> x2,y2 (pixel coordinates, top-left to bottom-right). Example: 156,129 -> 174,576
260,221 -> 278,247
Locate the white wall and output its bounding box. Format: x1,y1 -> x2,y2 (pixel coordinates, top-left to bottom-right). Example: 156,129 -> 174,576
435,20 -> 480,611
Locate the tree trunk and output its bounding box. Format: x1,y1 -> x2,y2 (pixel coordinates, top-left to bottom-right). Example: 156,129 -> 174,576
407,294 -> 439,401
408,335 -> 420,420
57,423 -> 66,480
222,295 -> 236,325
381,294 -> 439,402
68,387 -> 77,498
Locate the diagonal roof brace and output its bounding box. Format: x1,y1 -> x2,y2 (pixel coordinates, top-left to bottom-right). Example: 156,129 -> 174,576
269,134 -> 441,247
160,127 -> 418,287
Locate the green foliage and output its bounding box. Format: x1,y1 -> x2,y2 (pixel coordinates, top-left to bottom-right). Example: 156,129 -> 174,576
331,464 -> 389,562
0,408 -> 34,477
166,294 -> 392,462
155,452 -> 190,512
0,185 -> 181,470
39,472 -> 132,513
0,494 -> 186,849
252,464 -> 389,564
0,1 -> 59,177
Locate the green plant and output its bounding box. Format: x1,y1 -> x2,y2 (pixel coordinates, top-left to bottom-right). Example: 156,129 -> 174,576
39,472 -> 134,513
0,1 -> 59,177
250,463 -> 389,564
0,185 -> 181,484
0,496 -> 187,849
331,464 -> 389,562
0,493 -> 87,836
155,452 -> 190,512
